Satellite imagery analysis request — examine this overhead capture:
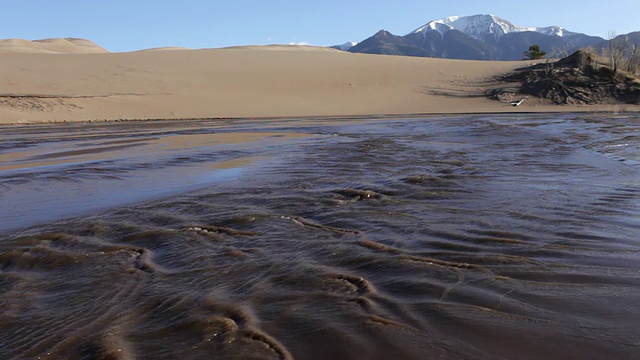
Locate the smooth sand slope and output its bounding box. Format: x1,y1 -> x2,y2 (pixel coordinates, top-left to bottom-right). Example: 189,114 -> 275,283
1,40 -> 636,124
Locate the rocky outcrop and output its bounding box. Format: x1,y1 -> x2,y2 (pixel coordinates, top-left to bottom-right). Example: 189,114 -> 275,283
488,50 -> 640,105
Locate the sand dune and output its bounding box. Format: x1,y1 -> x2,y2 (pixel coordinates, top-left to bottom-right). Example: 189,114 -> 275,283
0,42 -> 637,124
222,44 -> 344,52
136,46 -> 191,52
0,38 -> 108,54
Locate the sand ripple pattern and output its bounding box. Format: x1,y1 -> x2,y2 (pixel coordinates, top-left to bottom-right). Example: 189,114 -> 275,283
1,114 -> 640,359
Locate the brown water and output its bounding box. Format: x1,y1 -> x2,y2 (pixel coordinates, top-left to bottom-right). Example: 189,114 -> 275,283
1,114 -> 639,359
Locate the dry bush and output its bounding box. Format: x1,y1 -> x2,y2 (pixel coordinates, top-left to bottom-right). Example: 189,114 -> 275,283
607,31 -> 627,76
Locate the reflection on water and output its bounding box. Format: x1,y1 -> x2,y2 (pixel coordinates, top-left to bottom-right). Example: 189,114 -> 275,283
1,114 -> 639,359
0,122 -> 315,232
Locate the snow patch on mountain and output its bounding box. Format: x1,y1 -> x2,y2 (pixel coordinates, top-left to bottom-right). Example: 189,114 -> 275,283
333,41 -> 358,51
410,14 -> 576,42
534,26 -> 578,37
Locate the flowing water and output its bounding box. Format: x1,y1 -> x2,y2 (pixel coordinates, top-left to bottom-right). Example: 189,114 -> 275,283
1,114 -> 639,359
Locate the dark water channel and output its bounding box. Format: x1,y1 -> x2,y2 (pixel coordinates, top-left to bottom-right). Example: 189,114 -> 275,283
1,114 -> 639,359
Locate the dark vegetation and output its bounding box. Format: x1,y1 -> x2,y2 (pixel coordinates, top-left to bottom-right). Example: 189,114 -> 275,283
523,45 -> 546,60
488,50 -> 640,105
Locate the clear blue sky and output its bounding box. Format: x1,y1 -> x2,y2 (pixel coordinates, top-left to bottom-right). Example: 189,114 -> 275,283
1,0 -> 638,52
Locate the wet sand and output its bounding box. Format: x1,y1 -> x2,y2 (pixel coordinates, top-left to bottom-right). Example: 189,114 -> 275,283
1,114 -> 639,359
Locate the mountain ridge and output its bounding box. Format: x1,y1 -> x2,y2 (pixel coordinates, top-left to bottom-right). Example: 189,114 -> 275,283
408,14 -> 580,42
339,14 -> 613,60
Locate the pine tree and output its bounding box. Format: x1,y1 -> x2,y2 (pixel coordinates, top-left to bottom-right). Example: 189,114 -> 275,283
524,45 -> 546,60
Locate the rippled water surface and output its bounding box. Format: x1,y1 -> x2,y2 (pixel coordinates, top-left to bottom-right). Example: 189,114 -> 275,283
1,114 -> 639,359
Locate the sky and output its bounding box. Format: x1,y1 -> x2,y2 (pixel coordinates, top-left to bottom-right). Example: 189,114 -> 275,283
1,0 -> 639,52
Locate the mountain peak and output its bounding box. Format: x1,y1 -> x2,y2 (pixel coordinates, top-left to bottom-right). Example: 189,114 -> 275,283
409,14 -> 573,42
374,30 -> 394,37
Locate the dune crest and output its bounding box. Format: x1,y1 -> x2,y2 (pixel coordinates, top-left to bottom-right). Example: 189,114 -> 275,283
136,46 -> 191,52
0,38 -> 108,54
222,44 -> 343,52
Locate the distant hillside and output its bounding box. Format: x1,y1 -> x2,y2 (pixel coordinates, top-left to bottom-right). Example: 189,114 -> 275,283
347,30 -> 430,57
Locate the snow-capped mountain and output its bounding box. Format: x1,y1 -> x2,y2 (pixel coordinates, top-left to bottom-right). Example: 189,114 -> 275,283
409,14 -> 578,43
330,41 -> 358,51
343,14 -> 607,60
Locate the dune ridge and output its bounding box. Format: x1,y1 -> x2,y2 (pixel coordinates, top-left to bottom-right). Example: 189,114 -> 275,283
0,38 -> 108,54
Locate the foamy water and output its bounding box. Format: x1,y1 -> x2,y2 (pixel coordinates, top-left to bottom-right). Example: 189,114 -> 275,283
1,114 -> 639,359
